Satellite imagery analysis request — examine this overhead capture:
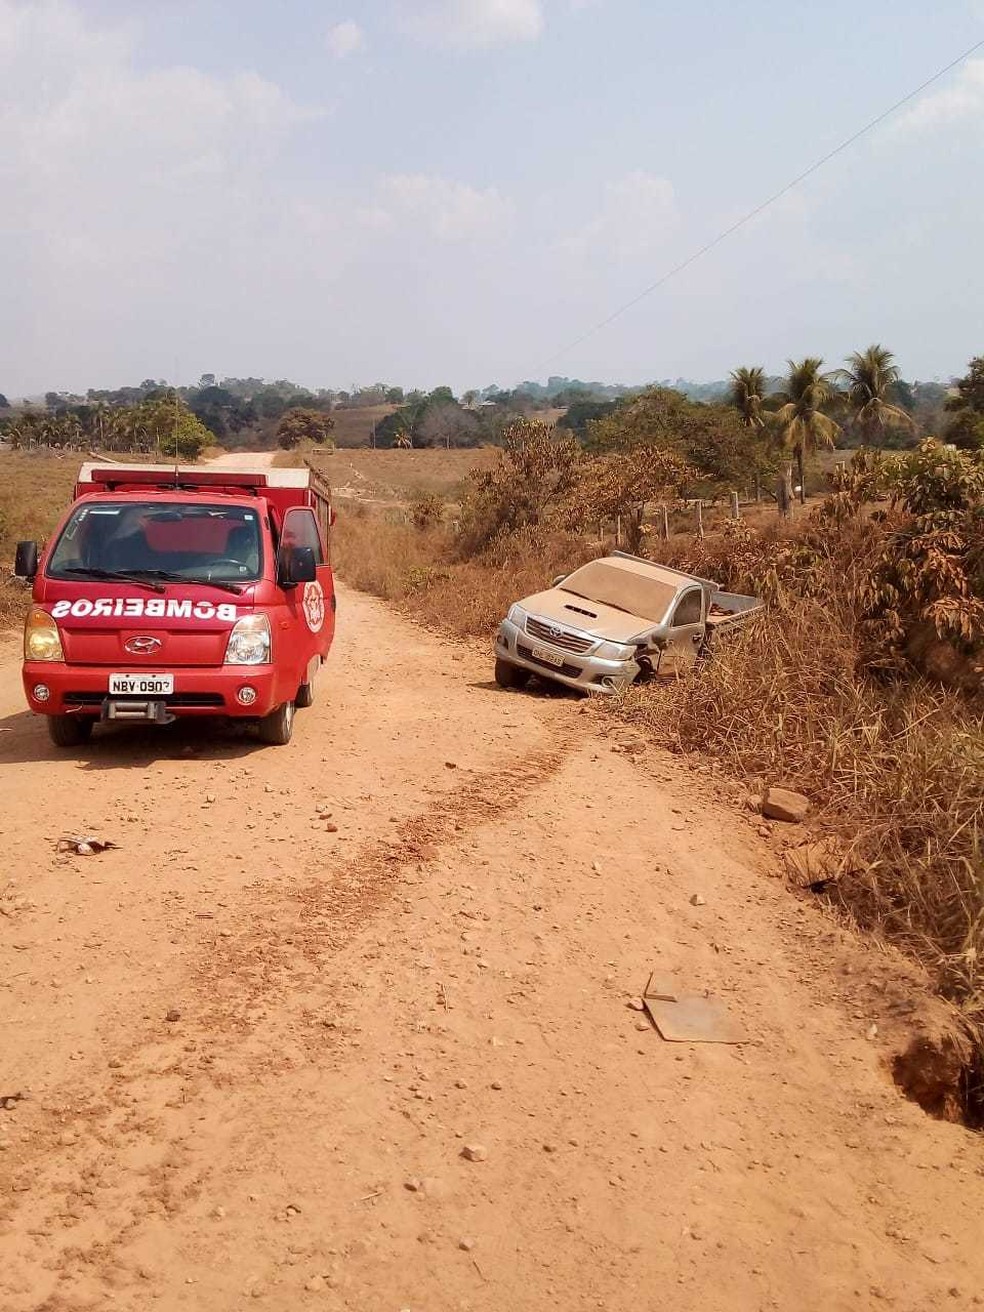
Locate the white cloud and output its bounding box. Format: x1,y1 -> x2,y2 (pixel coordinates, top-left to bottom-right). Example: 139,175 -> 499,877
400,0 -> 544,50
326,19 -> 365,58
0,0 -> 328,389
559,170 -> 679,263
375,172 -> 515,240
895,56 -> 984,132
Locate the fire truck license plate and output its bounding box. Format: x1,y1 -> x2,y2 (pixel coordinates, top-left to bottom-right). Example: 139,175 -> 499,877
530,645 -> 565,668
109,673 -> 174,696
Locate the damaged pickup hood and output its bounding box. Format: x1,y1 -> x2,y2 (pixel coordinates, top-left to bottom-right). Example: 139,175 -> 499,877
517,588 -> 655,644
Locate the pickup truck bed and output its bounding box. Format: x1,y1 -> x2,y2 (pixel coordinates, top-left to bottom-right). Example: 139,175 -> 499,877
706,590 -> 764,637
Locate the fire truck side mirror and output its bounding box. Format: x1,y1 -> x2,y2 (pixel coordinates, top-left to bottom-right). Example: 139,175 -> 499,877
14,541 -> 38,580
279,545 -> 317,588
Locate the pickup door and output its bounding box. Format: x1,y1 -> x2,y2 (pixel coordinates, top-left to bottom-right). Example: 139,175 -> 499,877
658,586 -> 705,676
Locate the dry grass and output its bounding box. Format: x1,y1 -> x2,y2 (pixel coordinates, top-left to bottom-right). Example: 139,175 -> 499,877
0,450 -> 83,624
296,445 -> 498,506
333,506 -> 596,639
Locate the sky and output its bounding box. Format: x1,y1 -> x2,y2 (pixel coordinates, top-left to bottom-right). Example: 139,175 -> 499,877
1,0 -> 983,397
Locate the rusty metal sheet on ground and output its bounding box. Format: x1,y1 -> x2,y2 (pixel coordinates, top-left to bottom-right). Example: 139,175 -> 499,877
643,972 -> 748,1044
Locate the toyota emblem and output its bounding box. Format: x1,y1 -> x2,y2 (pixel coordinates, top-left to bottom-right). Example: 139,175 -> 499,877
548,624 -> 563,640
124,635 -> 163,655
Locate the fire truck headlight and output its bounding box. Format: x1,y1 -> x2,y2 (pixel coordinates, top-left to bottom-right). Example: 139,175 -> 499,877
224,614 -> 271,666
24,608 -> 64,662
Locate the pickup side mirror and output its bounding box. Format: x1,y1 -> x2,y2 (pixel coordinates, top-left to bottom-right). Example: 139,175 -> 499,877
14,541 -> 38,580
278,544 -> 317,588
551,574 -> 567,587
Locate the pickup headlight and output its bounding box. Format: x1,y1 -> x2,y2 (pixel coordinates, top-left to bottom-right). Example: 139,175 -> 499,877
224,614 -> 271,665
506,604 -> 526,627
24,607 -> 64,662
595,640 -> 636,661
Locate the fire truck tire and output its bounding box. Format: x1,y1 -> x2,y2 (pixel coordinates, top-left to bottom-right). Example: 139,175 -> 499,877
494,658 -> 531,690
47,715 -> 95,747
295,679 -> 315,709
257,700 -> 295,746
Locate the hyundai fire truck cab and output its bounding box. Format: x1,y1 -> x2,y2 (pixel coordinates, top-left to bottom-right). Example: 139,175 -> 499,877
14,463 -> 335,747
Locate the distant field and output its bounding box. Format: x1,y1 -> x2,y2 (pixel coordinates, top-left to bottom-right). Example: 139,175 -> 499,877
283,445 -> 499,504
328,405 -> 399,449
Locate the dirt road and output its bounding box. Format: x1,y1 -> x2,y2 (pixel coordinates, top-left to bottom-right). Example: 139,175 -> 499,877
1,586 -> 983,1312
204,451 -> 278,471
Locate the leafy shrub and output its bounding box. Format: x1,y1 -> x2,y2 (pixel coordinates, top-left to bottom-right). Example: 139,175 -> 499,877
456,420 -> 580,557
409,493 -> 446,530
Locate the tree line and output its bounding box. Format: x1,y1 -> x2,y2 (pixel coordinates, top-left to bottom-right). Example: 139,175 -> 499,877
2,353 -> 979,463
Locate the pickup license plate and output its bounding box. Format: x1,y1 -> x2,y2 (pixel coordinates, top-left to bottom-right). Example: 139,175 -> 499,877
109,673 -> 174,697
530,645 -> 565,668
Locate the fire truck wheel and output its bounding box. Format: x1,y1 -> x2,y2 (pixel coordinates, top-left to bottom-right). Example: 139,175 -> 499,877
47,715 -> 95,747
494,658 -> 531,690
257,700 -> 295,746
295,679 -> 315,709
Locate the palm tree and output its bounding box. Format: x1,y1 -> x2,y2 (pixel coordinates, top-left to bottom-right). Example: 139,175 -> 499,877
728,366 -> 767,430
776,357 -> 841,505
838,344 -> 914,443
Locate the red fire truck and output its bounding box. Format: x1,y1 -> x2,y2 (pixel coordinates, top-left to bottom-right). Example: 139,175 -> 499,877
14,462 -> 335,747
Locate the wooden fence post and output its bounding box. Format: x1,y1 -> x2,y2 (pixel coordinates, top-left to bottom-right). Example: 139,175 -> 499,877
695,500 -> 704,540
659,504 -> 669,540
777,468 -> 792,519
729,491 -> 740,520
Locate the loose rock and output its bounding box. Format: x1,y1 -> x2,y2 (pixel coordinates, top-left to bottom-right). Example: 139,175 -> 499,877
761,786 -> 810,823
461,1144 -> 487,1162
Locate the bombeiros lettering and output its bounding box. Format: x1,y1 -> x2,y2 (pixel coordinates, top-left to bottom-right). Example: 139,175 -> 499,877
50,599 -> 238,622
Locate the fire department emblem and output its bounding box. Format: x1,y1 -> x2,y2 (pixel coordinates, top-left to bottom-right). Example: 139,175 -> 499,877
302,580 -> 325,633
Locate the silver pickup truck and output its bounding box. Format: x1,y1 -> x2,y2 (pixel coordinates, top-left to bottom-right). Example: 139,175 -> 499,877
494,551 -> 762,694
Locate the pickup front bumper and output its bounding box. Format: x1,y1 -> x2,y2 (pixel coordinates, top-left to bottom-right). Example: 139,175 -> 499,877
22,663 -> 282,719
495,618 -> 640,694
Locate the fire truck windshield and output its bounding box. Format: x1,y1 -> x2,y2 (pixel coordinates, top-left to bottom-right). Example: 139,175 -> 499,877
47,501 -> 263,585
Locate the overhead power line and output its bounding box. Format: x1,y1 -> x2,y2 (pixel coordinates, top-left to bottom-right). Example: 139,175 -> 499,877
538,34 -> 984,370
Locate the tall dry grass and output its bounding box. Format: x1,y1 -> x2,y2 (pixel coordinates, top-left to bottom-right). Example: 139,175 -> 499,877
333,506 -> 597,639
0,450 -> 82,625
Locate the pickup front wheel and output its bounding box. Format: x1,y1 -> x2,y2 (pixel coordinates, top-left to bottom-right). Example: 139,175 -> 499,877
47,715 -> 94,747
257,700 -> 295,746
494,658 -> 531,690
